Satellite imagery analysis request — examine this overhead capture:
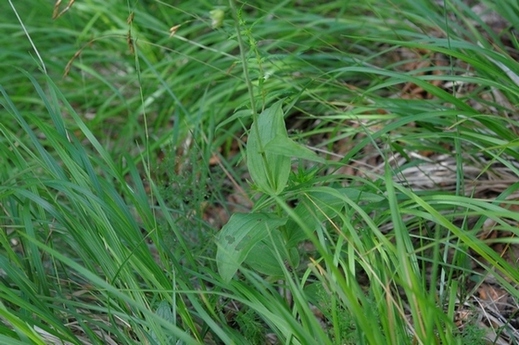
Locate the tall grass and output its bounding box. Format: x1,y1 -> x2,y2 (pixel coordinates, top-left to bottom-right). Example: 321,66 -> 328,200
1,0 -> 518,344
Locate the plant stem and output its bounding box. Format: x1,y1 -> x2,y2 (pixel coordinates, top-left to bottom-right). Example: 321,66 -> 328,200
228,0 -> 256,119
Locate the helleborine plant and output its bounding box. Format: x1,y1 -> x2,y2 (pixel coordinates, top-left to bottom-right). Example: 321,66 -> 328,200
247,99 -> 323,195
216,100 -> 323,282
246,100 -> 291,196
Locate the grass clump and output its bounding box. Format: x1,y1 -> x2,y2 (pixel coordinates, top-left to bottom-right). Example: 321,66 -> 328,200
1,0 -> 519,344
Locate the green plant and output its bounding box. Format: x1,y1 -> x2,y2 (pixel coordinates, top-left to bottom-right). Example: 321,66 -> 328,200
1,0 -> 519,344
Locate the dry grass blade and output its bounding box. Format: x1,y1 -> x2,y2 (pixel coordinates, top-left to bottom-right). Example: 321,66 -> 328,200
53,0 -> 76,19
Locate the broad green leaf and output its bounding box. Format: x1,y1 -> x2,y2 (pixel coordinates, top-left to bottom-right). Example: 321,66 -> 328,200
285,187 -> 384,248
264,135 -> 325,163
216,213 -> 287,282
152,301 -> 177,344
155,301 -> 175,322
246,100 -> 291,195
285,192 -> 346,248
245,233 -> 300,278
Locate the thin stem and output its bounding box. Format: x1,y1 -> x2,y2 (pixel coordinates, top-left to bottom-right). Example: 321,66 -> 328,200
228,0 -> 256,119
229,0 -> 274,190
